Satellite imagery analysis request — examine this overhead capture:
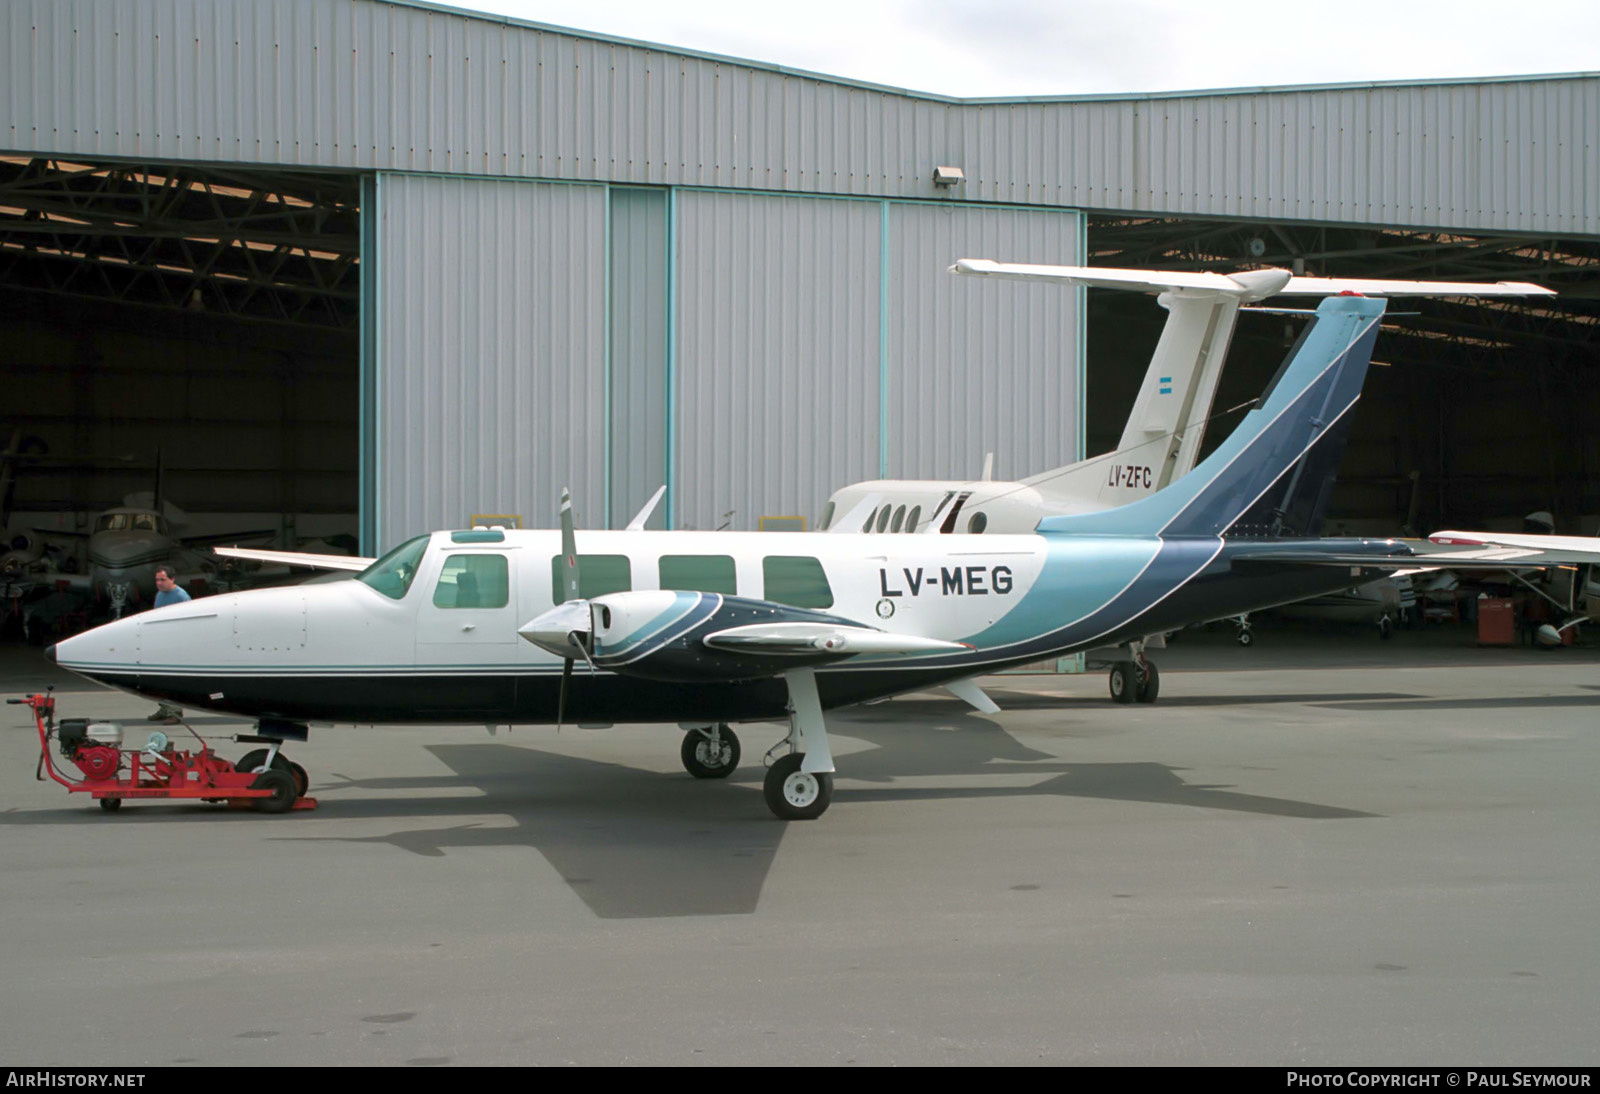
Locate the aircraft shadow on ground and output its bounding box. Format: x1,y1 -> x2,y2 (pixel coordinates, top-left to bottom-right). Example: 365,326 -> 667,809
3,709 -> 1377,919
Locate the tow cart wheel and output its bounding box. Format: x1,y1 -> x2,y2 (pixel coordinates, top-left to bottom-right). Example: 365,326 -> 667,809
763,753 -> 832,821
251,769 -> 297,814
681,725 -> 741,779
98,797 -> 122,812
286,760 -> 310,799
1109,663 -> 1136,704
1136,661 -> 1161,703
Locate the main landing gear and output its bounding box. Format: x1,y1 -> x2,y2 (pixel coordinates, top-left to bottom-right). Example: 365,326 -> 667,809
681,670 -> 839,820
761,667 -> 836,820
1108,641 -> 1161,704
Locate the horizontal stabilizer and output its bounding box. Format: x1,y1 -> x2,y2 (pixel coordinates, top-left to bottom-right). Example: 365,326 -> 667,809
213,546 -> 373,572
703,622 -> 970,656
951,259 -> 1553,301
1430,530 -> 1600,565
1229,542 -> 1553,574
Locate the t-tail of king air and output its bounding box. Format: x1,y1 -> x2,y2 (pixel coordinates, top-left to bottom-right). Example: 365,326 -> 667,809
50,290 -> 1555,822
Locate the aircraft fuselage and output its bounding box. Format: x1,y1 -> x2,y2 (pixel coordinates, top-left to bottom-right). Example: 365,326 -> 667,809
52,527 -> 1402,726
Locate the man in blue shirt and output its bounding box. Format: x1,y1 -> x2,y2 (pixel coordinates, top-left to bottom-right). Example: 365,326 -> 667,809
149,567 -> 190,722
153,566 -> 191,609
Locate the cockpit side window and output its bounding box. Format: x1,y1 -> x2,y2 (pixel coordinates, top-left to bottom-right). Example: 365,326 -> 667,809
357,535 -> 431,600
433,553 -> 509,609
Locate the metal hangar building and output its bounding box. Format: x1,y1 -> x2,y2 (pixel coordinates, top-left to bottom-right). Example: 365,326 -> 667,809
3,0 -> 1596,557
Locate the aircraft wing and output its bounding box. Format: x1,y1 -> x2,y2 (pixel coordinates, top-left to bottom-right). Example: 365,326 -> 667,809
212,546 -> 374,572
702,622 -> 970,656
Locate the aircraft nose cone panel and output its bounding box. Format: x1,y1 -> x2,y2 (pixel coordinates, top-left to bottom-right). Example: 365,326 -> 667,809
44,643 -> 56,663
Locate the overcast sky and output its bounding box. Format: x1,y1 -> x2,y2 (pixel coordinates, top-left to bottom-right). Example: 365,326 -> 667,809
452,1 -> 1599,98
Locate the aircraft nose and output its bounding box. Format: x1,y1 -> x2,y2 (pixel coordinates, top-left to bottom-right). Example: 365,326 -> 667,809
44,643 -> 56,663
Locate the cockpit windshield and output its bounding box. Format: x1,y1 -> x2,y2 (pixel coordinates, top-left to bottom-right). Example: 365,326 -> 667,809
357,535 -> 430,600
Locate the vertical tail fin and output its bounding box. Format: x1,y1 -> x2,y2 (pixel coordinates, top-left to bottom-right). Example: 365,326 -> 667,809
1037,294 -> 1385,539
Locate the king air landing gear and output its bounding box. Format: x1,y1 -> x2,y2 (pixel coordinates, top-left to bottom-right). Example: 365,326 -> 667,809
1107,639 -> 1161,704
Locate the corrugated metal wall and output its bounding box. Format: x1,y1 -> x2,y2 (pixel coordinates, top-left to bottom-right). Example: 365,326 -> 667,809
4,0 -> 1595,234
886,204 -> 1081,481
374,180 -> 1082,542
375,174 -> 606,548
672,191 -> 883,532
608,187 -> 669,530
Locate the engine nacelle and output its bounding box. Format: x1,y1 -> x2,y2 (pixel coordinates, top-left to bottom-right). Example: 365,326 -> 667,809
588,591 -> 867,683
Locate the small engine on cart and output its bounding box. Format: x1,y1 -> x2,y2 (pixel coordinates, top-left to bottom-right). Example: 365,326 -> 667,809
56,718 -> 126,781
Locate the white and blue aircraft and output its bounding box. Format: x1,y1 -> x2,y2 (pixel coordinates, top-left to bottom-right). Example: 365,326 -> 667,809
46,290 -> 1544,820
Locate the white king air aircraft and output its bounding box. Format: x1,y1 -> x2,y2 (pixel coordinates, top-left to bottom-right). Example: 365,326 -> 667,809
48,289 -> 1553,821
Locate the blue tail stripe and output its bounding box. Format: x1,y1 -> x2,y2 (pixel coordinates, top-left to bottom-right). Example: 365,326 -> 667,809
1038,296 -> 1384,538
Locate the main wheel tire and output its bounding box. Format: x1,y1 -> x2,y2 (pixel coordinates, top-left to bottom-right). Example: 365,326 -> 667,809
1238,629 -> 1254,647
98,797 -> 122,812
681,725 -> 741,779
1136,661 -> 1161,703
250,769 -> 297,814
1378,616 -> 1394,640
286,760 -> 309,798
762,752 -> 833,820
1109,663 -> 1136,704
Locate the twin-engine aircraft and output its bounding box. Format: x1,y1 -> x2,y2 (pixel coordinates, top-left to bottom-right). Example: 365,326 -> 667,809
47,289 -> 1552,820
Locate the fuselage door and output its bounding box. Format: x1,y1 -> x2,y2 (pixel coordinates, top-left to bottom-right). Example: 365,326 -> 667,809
416,550 -> 520,661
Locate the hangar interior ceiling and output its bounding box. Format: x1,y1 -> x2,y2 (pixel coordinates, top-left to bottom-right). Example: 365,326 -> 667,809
1084,215 -> 1600,537
0,156 -> 360,540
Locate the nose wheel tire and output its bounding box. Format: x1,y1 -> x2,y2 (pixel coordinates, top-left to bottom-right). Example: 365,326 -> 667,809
763,752 -> 833,820
250,769 -> 297,814
237,749 -> 308,798
681,725 -> 741,779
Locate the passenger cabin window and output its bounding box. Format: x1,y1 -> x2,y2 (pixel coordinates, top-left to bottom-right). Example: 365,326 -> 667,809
875,506 -> 892,533
890,505 -> 906,533
358,535 -> 430,600
905,505 -> 921,533
763,556 -> 833,609
967,512 -> 988,534
550,554 -> 632,603
659,554 -> 737,594
433,553 -> 509,609
861,507 -> 878,533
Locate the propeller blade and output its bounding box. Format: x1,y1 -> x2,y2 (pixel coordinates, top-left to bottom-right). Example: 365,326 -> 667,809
557,656 -> 573,731
559,487 -> 581,604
